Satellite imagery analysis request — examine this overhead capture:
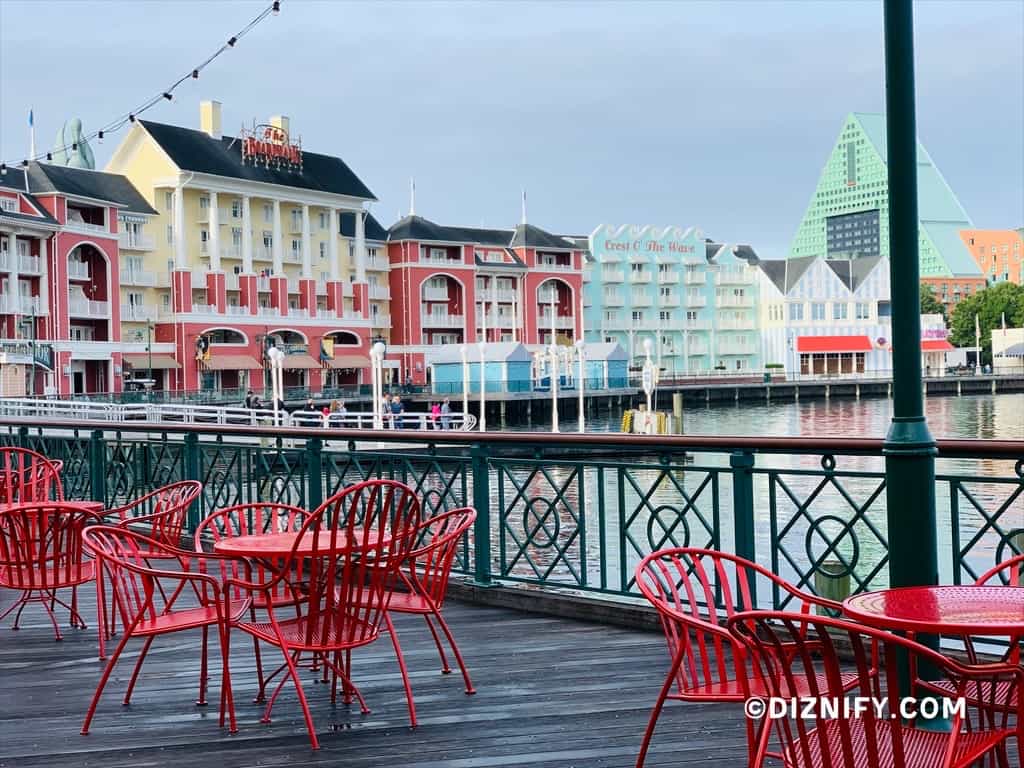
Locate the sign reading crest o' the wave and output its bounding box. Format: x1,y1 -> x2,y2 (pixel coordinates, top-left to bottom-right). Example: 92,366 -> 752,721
588,224 -> 704,260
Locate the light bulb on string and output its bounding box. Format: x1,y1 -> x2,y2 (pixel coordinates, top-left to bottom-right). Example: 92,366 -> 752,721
98,131 -> 104,143
272,1 -> 280,13
227,36 -> 237,47
192,69 -> 199,80
163,92 -> 173,102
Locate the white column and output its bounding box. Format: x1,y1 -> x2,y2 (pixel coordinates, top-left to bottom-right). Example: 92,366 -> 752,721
354,209 -> 367,283
241,196 -> 253,273
272,200 -> 283,274
328,209 -> 340,280
301,204 -> 312,278
491,277 -> 499,339
37,235 -> 48,317
8,234 -> 20,313
173,188 -> 187,269
208,191 -> 221,272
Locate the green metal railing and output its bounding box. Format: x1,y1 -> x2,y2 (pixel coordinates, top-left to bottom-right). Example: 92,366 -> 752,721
1,417 -> 1020,607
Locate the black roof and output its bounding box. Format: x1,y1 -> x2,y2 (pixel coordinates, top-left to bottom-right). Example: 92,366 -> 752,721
757,255 -> 819,293
474,249 -> 526,269
0,169 -> 60,226
27,163 -> 156,215
338,211 -> 387,241
139,120 -> 376,201
388,215 -> 579,250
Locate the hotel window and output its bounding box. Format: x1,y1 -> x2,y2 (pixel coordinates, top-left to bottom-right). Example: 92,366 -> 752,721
603,311 -> 617,322
263,204 -> 272,223
367,247 -> 378,259
232,228 -> 242,247
199,196 -> 209,210
292,240 -> 301,260
319,242 -> 327,259
833,302 -> 848,320
659,311 -> 671,321
811,302 -> 826,321
856,302 -> 871,320
319,212 -> 327,230
1002,244 -> 1009,254
291,210 -> 302,231
165,191 -> 173,210
263,231 -> 273,249
632,311 -> 643,322
789,303 -> 804,321
231,200 -> 242,219
631,263 -> 644,273
686,311 -> 698,322
166,225 -> 173,245
660,287 -> 672,297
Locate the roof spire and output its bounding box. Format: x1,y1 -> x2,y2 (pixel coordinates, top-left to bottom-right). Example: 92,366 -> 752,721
521,188 -> 527,226
409,177 -> 416,217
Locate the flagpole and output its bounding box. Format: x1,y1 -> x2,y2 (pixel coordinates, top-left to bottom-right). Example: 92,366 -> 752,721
28,110 -> 36,160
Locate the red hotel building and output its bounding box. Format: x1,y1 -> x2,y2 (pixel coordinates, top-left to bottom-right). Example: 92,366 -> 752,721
384,215 -> 585,385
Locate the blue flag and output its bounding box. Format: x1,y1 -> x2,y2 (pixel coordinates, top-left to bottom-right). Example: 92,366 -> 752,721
28,109 -> 33,127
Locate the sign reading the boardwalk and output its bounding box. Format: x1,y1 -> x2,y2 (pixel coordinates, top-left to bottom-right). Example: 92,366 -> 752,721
589,224 -> 703,260
240,122 -> 303,171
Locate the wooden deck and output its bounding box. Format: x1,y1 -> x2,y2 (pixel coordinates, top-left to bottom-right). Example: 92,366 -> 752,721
0,587 -> 748,768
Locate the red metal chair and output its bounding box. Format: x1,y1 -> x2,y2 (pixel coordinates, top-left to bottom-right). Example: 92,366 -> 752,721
728,610 -> 1023,768
194,501 -> 308,702
80,525 -> 249,735
0,447 -> 64,503
0,503 -> 98,639
360,507 -> 477,728
105,480 -> 202,550
222,479 -> 421,749
633,547 -> 862,767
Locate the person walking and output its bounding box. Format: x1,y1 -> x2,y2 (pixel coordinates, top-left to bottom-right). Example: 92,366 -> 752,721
244,389 -> 255,409
441,397 -> 452,430
381,393 -> 393,429
430,401 -> 441,430
390,395 -> 405,430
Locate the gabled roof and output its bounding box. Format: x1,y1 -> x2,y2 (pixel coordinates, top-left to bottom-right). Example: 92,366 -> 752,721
338,211 -> 387,241
429,342 -> 532,364
388,215 -> 581,251
757,255 -> 818,293
706,243 -> 760,265
27,162 -> 156,215
0,172 -> 59,226
510,223 -> 576,250
475,250 -> 526,269
583,342 -> 628,361
138,120 -> 375,201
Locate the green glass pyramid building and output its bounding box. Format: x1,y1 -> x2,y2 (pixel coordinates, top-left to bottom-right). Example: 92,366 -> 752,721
788,113 -> 981,279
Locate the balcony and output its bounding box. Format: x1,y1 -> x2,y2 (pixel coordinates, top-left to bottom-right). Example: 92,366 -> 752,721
603,292 -> 624,307
685,294 -> 708,308
289,308 -> 312,319
717,341 -> 757,355
716,294 -> 754,308
601,269 -> 625,283
683,269 -> 706,285
681,320 -> 712,331
257,275 -> 271,291
476,312 -> 515,327
120,303 -> 156,322
628,270 -> 653,283
225,304 -> 250,316
687,343 -> 711,356
717,318 -> 757,330
536,261 -> 575,272
284,250 -> 301,264
659,294 -> 680,307
18,254 -> 41,274
119,269 -> 157,287
717,268 -> 754,285
365,255 -> 388,271
420,253 -> 462,266
368,285 -> 391,301
221,244 -> 242,260
64,220 -> 108,236
537,313 -> 575,329
67,297 -> 109,318
630,293 -> 653,307
190,303 -> 217,315
421,313 -> 464,328
657,272 -> 679,284
254,247 -> 273,262
119,232 -> 155,251
287,277 -> 300,293
371,313 -> 391,327
67,261 -> 91,281
423,287 -> 450,302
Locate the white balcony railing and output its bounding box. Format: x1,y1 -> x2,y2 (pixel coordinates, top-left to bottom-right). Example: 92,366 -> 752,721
67,261 -> 91,281
287,277 -> 300,293
421,313 -> 464,328
68,297 -> 109,318
659,294 -> 681,307
685,294 -> 708,308
254,247 -> 273,262
717,268 -> 754,285
225,304 -> 250,316
658,273 -> 680,284
475,312 -> 515,327
537,313 -> 575,329
18,255 -> 41,274
716,295 -> 754,308
369,285 -> 390,300
120,303 -> 156,321
118,232 -> 155,251
371,313 -> 391,327
290,308 -> 311,319
257,275 -> 271,292
630,294 -> 653,307
681,320 -> 712,331
687,344 -> 710,356
536,261 -> 575,272
0,251 -> 9,271
222,244 -> 242,260
717,319 -> 757,330
629,271 -> 653,283
683,270 -> 706,285
119,269 -> 157,287
342,282 -> 354,297
601,269 -> 625,282
423,287 -> 450,301
420,254 -> 462,265
717,342 -> 756,355
365,256 -> 388,271
64,220 -> 108,236
604,293 -> 624,307
284,250 -> 301,264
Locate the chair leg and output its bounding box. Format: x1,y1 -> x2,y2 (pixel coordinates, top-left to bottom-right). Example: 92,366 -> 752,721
219,622 -> 236,733
431,609 -> 475,695
636,644 -> 685,768
281,648 -> 319,750
82,627 -> 134,734
122,635 -> 155,705
0,592 -> 28,628
422,614 -> 453,673
196,624 -> 209,706
95,573 -> 107,660
385,613 -> 417,728
39,590 -> 63,641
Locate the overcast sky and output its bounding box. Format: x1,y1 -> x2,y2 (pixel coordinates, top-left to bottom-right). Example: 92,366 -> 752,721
1,0 -> 1021,255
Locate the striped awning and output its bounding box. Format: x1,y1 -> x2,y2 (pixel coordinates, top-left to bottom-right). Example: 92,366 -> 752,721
122,354 -> 180,370
281,354 -> 321,370
203,354 -> 263,371
326,355 -> 371,369
921,340 -> 954,352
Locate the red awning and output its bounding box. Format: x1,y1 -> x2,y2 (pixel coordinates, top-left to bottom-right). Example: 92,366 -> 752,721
796,335 -> 873,353
921,340 -> 954,352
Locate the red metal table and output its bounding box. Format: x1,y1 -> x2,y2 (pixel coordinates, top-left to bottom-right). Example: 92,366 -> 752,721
0,500 -> 105,515
843,585 -> 1024,636
212,529 -> 384,558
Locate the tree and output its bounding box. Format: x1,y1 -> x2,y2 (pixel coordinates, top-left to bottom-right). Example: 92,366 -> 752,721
919,283 -> 946,321
949,282 -> 1024,363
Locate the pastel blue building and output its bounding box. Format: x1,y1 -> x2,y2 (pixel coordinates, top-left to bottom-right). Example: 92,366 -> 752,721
429,342 -> 533,394
583,225 -> 762,375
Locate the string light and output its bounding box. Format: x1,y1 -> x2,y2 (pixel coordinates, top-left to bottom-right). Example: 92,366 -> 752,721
46,153 -> 52,161
1,0 -> 282,168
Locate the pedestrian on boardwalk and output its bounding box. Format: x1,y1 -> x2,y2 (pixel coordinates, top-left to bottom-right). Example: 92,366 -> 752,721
390,395 -> 405,429
430,401 -> 441,430
441,397 -> 452,430
382,394 -> 393,429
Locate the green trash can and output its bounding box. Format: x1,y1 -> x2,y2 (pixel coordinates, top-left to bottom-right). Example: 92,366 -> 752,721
763,372 -> 771,383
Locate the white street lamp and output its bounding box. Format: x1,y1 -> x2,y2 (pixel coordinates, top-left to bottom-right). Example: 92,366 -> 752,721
575,338 -> 586,433
371,341 -> 386,429
460,343 -> 469,430
267,346 -> 285,426
478,340 -> 487,432
550,341 -> 560,433
642,337 -> 655,416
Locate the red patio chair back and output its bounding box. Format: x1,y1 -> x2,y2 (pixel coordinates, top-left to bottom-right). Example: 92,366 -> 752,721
728,610 -> 1024,768
0,447 -> 64,503
977,553 -> 1024,587
108,480 -> 202,548
404,507 -> 476,610
195,501 -> 308,605
0,503 -> 95,592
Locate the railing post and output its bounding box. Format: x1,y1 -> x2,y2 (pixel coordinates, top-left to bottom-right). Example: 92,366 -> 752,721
731,449 -> 757,603
306,436 -> 323,511
183,431 -> 202,530
470,441 -> 493,586
17,425 -> 29,449
89,429 -> 106,504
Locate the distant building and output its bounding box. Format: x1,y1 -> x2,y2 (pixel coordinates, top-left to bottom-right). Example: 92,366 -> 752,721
583,224 -> 760,375
788,113 -> 985,313
959,229 -> 1024,286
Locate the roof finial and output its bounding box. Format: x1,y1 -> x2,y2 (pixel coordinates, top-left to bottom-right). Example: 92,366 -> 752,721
521,188 -> 527,226
409,177 -> 416,217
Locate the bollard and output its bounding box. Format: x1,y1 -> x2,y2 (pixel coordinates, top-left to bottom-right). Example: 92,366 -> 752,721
672,393 -> 684,435
814,560 -> 851,616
